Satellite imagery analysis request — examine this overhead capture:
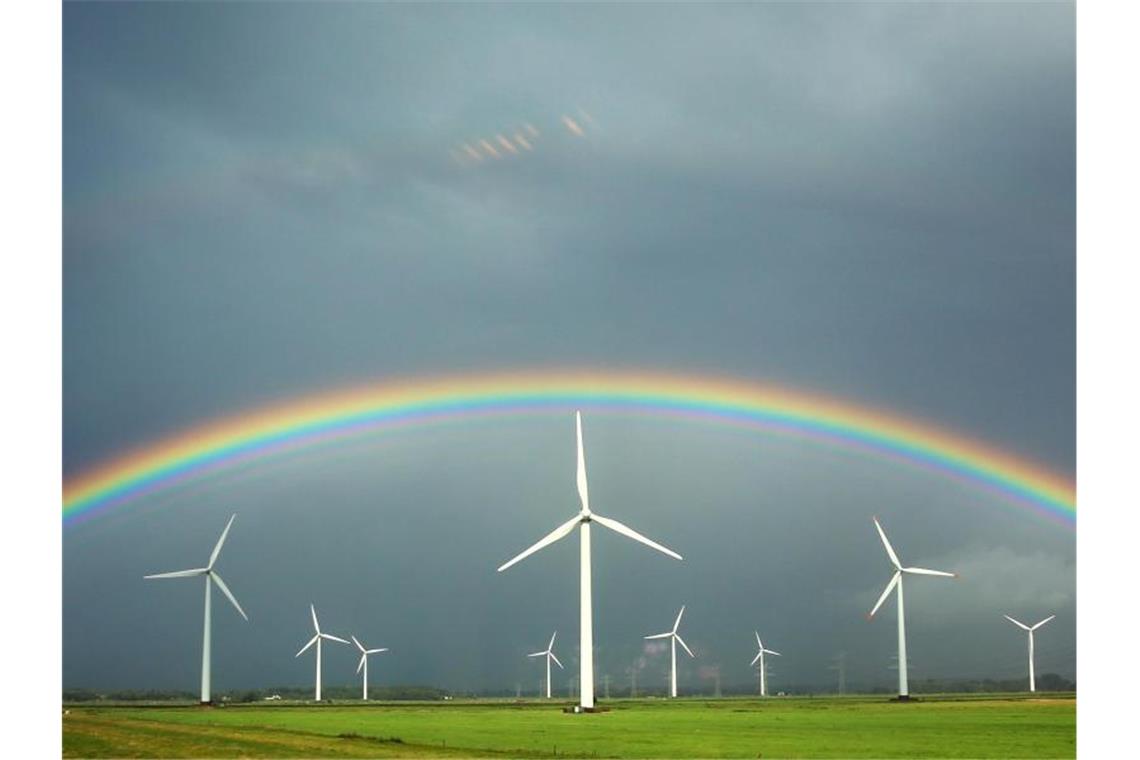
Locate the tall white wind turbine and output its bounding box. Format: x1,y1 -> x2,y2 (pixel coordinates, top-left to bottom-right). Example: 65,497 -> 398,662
644,606 -> 694,698
527,631 -> 564,699
144,513 -> 248,704
866,516 -> 956,700
295,604 -> 349,701
498,411 -> 683,710
749,632 -> 781,697
351,635 -> 389,701
1004,614 -> 1055,692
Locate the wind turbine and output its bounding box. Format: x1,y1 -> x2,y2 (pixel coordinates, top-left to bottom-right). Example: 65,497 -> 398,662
497,411 -> 683,710
749,632 -> 781,697
644,606 -> 694,698
351,635 -> 389,701
144,513 -> 248,704
867,516 -> 956,700
1004,614 -> 1055,692
527,631 -> 564,699
295,604 -> 349,701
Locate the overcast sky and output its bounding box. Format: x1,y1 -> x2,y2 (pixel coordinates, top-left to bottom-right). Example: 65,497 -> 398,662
63,2 -> 1074,694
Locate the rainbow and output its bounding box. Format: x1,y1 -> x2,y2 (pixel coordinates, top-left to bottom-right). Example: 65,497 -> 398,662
62,370 -> 1075,528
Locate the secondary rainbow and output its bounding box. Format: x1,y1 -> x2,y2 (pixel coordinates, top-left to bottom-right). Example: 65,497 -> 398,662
62,370 -> 1075,528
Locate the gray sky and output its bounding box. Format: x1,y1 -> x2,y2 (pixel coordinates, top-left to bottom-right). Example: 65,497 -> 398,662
63,2 -> 1074,694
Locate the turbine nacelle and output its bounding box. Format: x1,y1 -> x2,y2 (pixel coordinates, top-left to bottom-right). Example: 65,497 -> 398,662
867,516 -> 956,619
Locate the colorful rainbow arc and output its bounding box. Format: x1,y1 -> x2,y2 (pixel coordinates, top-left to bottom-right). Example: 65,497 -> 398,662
62,371 -> 1075,528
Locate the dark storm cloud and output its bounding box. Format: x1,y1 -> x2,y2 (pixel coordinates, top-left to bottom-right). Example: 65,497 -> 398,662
64,2 -> 1074,692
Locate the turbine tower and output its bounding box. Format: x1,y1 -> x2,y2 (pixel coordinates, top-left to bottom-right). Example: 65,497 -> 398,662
749,632 -> 781,697
498,411 -> 683,710
295,604 -> 349,701
351,635 -> 389,701
144,513 -> 248,704
644,606 -> 695,698
866,516 -> 956,700
527,631 -> 564,699
1004,614 -> 1055,692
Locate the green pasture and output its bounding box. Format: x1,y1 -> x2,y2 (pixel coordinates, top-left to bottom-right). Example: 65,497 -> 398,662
63,694 -> 1076,759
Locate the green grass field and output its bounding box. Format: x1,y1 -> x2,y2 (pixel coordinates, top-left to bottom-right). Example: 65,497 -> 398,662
62,694 -> 1076,759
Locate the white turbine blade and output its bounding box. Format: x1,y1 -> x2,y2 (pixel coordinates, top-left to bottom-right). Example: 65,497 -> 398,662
144,568 -> 207,579
310,604 -> 321,634
496,515 -> 580,572
367,648 -> 388,655
868,571 -> 901,619
749,651 -> 762,667
548,631 -> 558,651
1031,615 -> 1056,631
550,651 -> 564,669
209,572 -> 248,621
351,635 -> 366,653
295,635 -> 318,657
673,605 -> 686,633
208,513 -> 236,570
356,654 -> 366,675
321,633 -> 350,645
576,411 -> 589,513
903,566 -> 956,578
873,516 -> 902,569
755,631 -> 762,649
528,651 -> 547,657
764,649 -> 782,657
644,631 -> 673,640
591,514 -> 682,560
676,635 -> 695,658
1004,614 -> 1031,630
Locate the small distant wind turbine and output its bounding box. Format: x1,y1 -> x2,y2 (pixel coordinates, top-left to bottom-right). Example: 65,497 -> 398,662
750,632 -> 781,697
295,605 -> 349,701
867,516 -> 956,700
145,513 -> 248,704
527,631 -> 564,698
498,411 -> 683,710
645,606 -> 694,698
1004,614 -> 1055,692
351,635 -> 389,701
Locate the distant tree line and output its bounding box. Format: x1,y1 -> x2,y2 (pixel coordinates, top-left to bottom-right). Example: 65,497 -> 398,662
63,684 -> 450,703
63,674 -> 1073,703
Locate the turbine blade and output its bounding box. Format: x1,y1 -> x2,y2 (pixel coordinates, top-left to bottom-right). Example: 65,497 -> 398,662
367,648 -> 388,655
548,631 -> 557,651
208,514 -> 236,570
550,652 -> 564,669
873,516 -> 902,569
902,567 -> 956,578
356,654 -> 366,675
576,411 -> 589,513
352,635 -> 365,652
209,572 -> 248,621
496,515 -> 580,572
1031,615 -> 1056,630
868,571 -> 901,618
755,631 -> 762,649
322,634 -> 350,645
144,568 -> 207,579
644,631 -> 673,640
749,651 -> 762,667
676,635 -> 695,658
590,514 -> 682,560
673,605 -> 686,633
311,604 -> 320,634
528,651 -> 547,657
764,649 -> 782,657
1004,614 -> 1031,630
295,635 -> 318,657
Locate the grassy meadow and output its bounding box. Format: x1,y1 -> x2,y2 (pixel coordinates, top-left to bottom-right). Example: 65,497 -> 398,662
63,693 -> 1076,759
